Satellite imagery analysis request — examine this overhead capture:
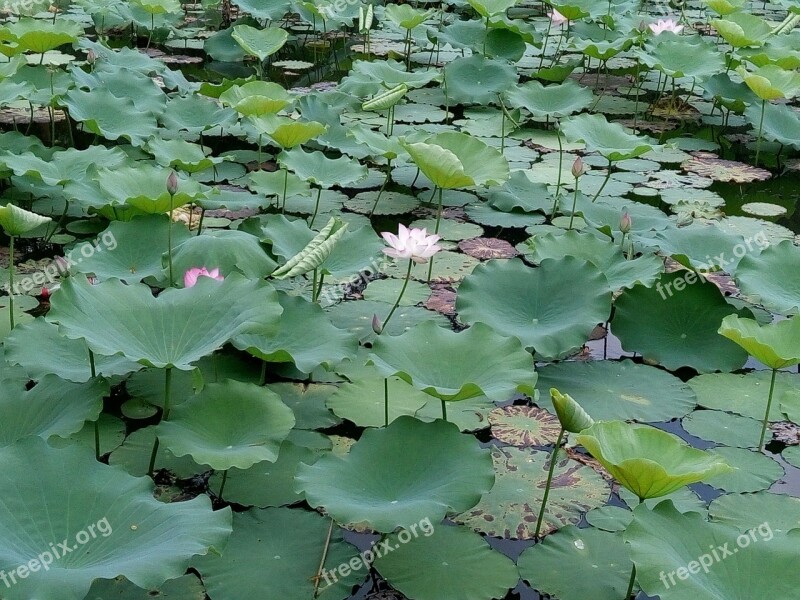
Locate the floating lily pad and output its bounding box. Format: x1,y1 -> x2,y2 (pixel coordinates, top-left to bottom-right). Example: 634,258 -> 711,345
458,237 -> 518,260
735,240 -> 800,315
374,524 -> 519,600
343,191 -> 419,216
454,446 -> 610,539
682,410 -> 763,448
536,360 -> 696,422
363,278 -> 430,305
109,426 -> 204,479
707,446 -> 784,493
488,405 -> 561,447
326,300 -> 449,342
265,383 -> 341,430
326,377 -> 430,427
709,491 -> 800,534
688,371 -> 797,421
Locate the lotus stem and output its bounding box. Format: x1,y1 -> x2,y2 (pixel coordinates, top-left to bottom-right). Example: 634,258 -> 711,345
370,159 -> 392,217
89,349 -> 99,459
7,234 -> 14,331
167,204 -> 175,287
590,160 -> 613,203
382,259 -> 413,333
312,268 -> 319,302
281,167 -> 289,213
538,16 -> 553,70
551,124 -> 564,219
196,208 -> 205,236
568,178 -> 579,230
218,470 -> 228,500
315,273 -> 325,302
623,497 -> 643,599
758,368 -> 777,452
147,367 -> 173,477
426,186 -> 443,282
147,13 -> 154,49
309,187 -> 322,228
754,99 -> 766,168
384,378 -> 389,427
313,519 -> 335,598
534,427 -> 565,538
441,399 -> 447,421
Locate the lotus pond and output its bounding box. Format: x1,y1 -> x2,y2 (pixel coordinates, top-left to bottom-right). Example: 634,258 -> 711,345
0,0 -> 800,598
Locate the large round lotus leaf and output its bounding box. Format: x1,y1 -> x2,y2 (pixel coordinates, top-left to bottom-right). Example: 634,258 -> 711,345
47,274 -> 282,370
688,371 -> 797,421
6,18 -> 83,53
156,380 -> 295,471
611,273 -> 749,373
747,101 -> 800,150
109,426 -> 204,479
402,131 -> 509,189
783,445 -> 800,468
443,55 -> 518,105
682,410 -> 763,448
296,416 -> 494,532
231,24 -> 288,61
234,293 -> 356,373
505,79 -> 593,118
362,278 -> 430,305
219,81 -> 291,116
279,147 -> 368,187
576,421 -> 733,500
518,525 -> 634,600
4,318 -> 141,382
265,383 -> 341,430
587,488 -> 707,532
705,446 -> 783,493
638,36 -> 725,79
709,491 -> 800,535
414,396 -> 495,432
326,300 -> 450,342
644,222 -> 749,272
374,524 -> 519,600
368,320 -> 537,402
0,374 -> 108,446
95,165 -> 207,214
49,413 -> 126,456
720,315 -> 793,363
63,88 -> 160,146
0,437 -> 231,600
456,257 -> 612,359
454,447 -> 610,539
85,574 -> 205,599
734,240 -> 800,315
526,230 -> 663,290
560,113 -> 657,162
536,361 -> 696,422
488,405 -> 561,447
381,249 -> 480,282
207,441 -> 320,508
171,229 -> 278,282
326,377 -> 430,427
193,508 -> 363,600
0,203 -> 51,236
160,94 -> 238,135
625,501 -> 800,600
70,215 -> 191,283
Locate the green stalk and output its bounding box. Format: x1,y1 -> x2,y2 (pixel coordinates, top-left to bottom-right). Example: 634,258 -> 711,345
147,367 -> 173,477
167,198 -> 174,287
313,519 -> 335,598
568,177 -> 579,230
758,368 -> 777,452
309,187 -> 322,228
623,496 -> 642,599
7,235 -> 14,331
426,186 -> 443,282
382,259 -> 413,332
218,470 -> 228,499
534,427 -> 565,537
89,349 -> 99,460
551,124 -> 564,219
281,167 -> 288,213
441,399 -> 447,421
590,160 -> 613,203
538,15 -> 553,70
754,99 -> 766,168
369,159 -> 392,217
384,378 -> 389,427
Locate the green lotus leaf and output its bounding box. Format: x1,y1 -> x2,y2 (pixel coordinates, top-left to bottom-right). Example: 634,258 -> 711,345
108,426 -> 204,479
368,320 -> 537,402
486,170 -> 554,214
746,101 -> 800,150
0,437 -> 231,600
171,229 -> 278,282
638,36 -> 726,79
737,64 -> 800,100
375,524 -> 519,600
194,507 -> 363,600
505,79 -> 593,118
681,409 -> 762,448
707,446 -> 783,493
160,94 -> 239,135
95,165 -> 208,214
232,0 -> 290,20
456,257 -> 612,359
734,239 -> 800,315
518,525 -> 634,600
145,138 -> 225,174
264,118 -> 327,149
712,12 -> 772,48
219,81 -> 291,116
625,501 -> 800,600
704,0 -> 745,15
718,314 -> 800,369
84,574 -> 205,600
0,374 -> 107,446
47,274 -> 282,370
327,299 -> 450,341
443,55 -> 518,105
466,0 -> 517,17
296,416 -> 494,532
232,25 -> 289,61
709,491 -> 800,534
156,380 -> 294,471
5,18 -> 83,54
402,131 -> 509,189
133,0 -> 180,13
62,88 -> 159,146
271,216 -> 347,279
612,272 -> 750,372
560,113 -> 658,162
1,147 -> 128,187
575,421 -> 733,500
4,318 -> 141,382
326,376 -> 430,427
279,147 -> 368,187
384,4 -> 434,28
454,446 -> 610,538
0,203 -> 51,236
688,370 -> 796,421
233,292 -> 357,372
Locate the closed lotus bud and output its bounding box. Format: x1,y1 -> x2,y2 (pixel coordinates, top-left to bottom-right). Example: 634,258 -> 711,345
372,313 -> 383,334
551,388 -> 594,433
86,49 -> 97,64
41,286 -> 50,299
571,156 -> 585,178
620,212 -> 632,234
166,171 -> 179,196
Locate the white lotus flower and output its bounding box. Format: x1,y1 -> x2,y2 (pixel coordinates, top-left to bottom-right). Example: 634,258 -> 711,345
381,224 -> 442,264
648,18 -> 683,35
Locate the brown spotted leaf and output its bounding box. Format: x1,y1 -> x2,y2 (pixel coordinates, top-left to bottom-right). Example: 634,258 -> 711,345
489,405 -> 561,447
458,237 -> 517,260
681,151 -> 771,183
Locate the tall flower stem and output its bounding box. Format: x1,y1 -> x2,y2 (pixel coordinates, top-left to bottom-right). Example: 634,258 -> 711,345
534,427 -> 565,538
623,496 -> 642,599
218,470 -> 228,500
384,378 -> 389,427
441,399 -> 447,421
382,259 -> 413,332
7,234 -> 15,331
89,349 -> 99,459
568,177 -> 579,230
758,368 -> 777,452
167,199 -> 175,287
754,99 -> 766,168
147,367 -> 173,477
551,123 -> 564,219
590,160 -> 613,203
426,186 -> 443,282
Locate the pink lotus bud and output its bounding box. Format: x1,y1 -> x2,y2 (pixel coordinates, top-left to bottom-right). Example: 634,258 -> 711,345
372,313 -> 383,334
620,212 -> 632,233
166,171 -> 179,196
86,49 -> 97,64
571,156 -> 586,178
41,287 -> 50,299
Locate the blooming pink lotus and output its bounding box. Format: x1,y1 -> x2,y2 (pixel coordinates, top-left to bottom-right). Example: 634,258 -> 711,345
549,8 -> 567,25
648,18 -> 683,35
184,267 -> 224,288
381,224 -> 442,264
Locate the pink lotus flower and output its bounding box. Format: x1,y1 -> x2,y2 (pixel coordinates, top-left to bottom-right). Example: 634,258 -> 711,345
381,224 -> 442,264
648,18 -> 683,35
549,8 -> 567,25
184,267 -> 224,288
